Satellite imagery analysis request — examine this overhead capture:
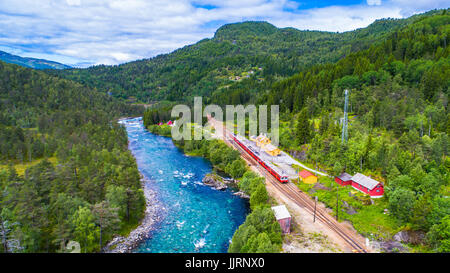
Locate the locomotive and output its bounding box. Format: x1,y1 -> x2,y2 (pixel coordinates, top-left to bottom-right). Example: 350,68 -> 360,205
230,133 -> 289,183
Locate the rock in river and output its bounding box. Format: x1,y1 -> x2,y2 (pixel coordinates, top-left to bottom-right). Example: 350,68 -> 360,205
202,173 -> 227,190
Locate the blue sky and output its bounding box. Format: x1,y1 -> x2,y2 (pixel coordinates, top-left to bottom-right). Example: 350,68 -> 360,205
0,0 -> 448,67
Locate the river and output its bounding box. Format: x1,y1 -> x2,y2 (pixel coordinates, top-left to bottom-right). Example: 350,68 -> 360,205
119,117 -> 249,253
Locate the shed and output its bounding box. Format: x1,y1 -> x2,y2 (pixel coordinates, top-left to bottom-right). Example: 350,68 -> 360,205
351,173 -> 384,198
299,170 -> 317,184
335,172 -> 352,186
271,205 -> 291,234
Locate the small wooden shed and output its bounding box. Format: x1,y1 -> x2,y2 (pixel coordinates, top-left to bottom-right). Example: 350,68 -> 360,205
271,205 -> 291,234
299,170 -> 317,184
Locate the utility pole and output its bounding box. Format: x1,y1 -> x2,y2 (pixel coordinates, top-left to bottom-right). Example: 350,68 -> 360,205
336,190 -> 339,221
313,196 -> 318,223
341,89 -> 349,144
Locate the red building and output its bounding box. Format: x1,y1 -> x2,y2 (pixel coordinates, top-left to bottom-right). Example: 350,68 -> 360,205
350,173 -> 384,198
335,172 -> 352,186
271,205 -> 291,234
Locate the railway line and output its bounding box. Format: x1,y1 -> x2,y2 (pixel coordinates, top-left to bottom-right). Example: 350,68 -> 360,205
234,140 -> 368,253
208,117 -> 369,253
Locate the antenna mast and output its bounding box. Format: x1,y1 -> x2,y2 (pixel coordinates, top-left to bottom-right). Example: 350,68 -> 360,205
341,89 -> 349,144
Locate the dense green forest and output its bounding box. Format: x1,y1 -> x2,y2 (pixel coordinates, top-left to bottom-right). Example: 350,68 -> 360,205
268,11 -> 450,252
0,61 -> 146,252
51,11 -> 441,103
1,6 -> 448,253
269,12 -> 449,252
141,10 -> 449,252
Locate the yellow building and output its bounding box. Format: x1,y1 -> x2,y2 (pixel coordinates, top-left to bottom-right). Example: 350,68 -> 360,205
255,134 -> 271,147
299,170 -> 317,184
264,143 -> 281,156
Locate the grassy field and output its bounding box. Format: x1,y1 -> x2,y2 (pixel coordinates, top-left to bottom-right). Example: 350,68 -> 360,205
293,175 -> 401,241
0,156 -> 58,176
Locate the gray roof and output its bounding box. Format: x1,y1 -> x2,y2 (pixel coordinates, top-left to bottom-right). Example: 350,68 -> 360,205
337,172 -> 352,181
271,205 -> 291,220
351,173 -> 380,190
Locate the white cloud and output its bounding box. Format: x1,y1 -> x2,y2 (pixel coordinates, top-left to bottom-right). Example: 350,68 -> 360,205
0,0 -> 447,66
367,0 -> 382,6
388,0 -> 449,16
66,0 -> 81,6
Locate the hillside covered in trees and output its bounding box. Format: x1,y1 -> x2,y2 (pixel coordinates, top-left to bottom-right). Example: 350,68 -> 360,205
0,61 -> 146,252
141,10 -> 449,252
264,11 -> 449,252
51,11 -> 441,103
1,6 -> 448,253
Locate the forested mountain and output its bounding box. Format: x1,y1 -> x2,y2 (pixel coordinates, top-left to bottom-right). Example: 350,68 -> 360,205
0,61 -> 146,252
262,11 -> 448,252
1,6 -> 448,253
0,50 -> 71,70
143,10 -> 449,252
52,10 -> 441,103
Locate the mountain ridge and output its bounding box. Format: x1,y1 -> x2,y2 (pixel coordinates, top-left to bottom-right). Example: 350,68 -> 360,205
51,9 -> 446,103
0,50 -> 71,70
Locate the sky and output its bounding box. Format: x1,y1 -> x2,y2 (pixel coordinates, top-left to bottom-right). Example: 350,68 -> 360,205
0,0 -> 448,67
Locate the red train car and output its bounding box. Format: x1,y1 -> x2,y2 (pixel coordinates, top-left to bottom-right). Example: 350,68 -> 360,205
230,133 -> 289,183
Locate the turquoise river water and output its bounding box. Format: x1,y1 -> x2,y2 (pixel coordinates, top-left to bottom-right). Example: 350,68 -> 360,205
119,117 -> 249,253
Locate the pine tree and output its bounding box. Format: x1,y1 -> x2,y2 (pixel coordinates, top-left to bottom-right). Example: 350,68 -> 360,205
295,108 -> 310,145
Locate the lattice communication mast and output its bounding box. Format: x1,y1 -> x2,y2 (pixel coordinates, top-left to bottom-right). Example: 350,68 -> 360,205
341,89 -> 349,144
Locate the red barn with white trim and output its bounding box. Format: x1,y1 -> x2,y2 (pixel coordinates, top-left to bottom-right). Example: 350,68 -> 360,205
350,173 -> 384,198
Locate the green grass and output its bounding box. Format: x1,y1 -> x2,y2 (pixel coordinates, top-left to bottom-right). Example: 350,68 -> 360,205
294,176 -> 401,240
0,156 -> 58,176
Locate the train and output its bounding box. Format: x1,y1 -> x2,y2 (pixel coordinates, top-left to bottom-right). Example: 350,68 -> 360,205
229,133 -> 289,183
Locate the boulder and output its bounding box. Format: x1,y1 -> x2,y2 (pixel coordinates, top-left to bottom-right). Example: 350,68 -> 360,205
202,173 -> 227,190
380,240 -> 407,253
346,207 -> 358,215
233,191 -> 250,199
393,230 -> 426,244
393,231 -> 410,243
342,200 -> 350,208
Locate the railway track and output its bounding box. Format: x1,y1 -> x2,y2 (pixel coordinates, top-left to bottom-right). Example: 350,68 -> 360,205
215,127 -> 368,253
208,116 -> 368,253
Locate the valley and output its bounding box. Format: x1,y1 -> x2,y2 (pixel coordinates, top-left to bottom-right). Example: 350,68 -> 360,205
0,7 -> 448,254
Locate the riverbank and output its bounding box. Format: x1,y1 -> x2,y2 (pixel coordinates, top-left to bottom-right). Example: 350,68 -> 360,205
143,121 -> 283,252
115,117 -> 249,253
103,175 -> 164,253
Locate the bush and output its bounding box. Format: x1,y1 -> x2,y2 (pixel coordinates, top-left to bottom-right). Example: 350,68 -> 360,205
229,206 -> 282,253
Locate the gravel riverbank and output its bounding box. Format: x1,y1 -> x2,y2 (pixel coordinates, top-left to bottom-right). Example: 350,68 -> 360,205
103,176 -> 165,253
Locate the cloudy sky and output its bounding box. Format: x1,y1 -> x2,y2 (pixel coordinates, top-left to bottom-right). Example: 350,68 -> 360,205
0,0 -> 447,67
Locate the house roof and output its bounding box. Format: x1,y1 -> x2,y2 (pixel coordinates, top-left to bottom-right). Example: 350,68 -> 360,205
299,170 -> 314,178
271,205 -> 291,220
351,173 -> 380,190
337,172 -> 352,181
